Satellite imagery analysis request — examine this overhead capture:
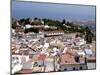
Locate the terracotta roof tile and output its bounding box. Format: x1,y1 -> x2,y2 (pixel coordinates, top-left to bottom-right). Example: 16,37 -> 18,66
31,54 -> 46,61
16,69 -> 33,74
60,53 -> 78,65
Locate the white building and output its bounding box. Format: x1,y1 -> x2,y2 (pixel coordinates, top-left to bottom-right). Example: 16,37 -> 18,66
74,37 -> 86,46
12,54 -> 31,74
84,49 -> 93,57
45,31 -> 64,36
25,24 -> 33,29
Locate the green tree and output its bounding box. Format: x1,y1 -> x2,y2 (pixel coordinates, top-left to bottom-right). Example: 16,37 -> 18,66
24,28 -> 39,33
12,21 -> 17,29
85,26 -> 93,43
62,19 -> 66,24
34,17 -> 38,20
25,18 -> 30,24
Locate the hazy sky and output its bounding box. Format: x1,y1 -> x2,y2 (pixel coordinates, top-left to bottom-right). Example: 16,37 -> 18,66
12,1 -> 96,20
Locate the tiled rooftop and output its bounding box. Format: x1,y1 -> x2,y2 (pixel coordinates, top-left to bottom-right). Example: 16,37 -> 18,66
59,53 -> 79,65
16,69 -> 33,74
31,54 -> 47,61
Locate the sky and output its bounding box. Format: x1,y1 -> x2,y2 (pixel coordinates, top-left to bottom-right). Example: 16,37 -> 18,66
12,1 -> 96,20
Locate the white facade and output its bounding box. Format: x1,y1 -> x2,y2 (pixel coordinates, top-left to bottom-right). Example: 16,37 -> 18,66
12,55 -> 23,74
12,55 -> 30,66
22,61 -> 33,69
84,49 -> 93,56
45,32 -> 64,36
75,38 -> 86,46
25,24 -> 33,29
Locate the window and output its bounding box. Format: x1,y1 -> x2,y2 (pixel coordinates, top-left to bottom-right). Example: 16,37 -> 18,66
39,65 -> 41,67
80,66 -> 83,70
16,57 -> 18,60
64,68 -> 67,71
34,62 -> 38,66
58,69 -> 61,71
73,67 -> 76,70
59,66 -> 61,68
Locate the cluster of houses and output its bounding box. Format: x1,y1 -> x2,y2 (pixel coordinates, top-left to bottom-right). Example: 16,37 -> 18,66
11,19 -> 96,74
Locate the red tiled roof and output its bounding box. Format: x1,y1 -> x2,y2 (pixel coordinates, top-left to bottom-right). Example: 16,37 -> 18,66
16,69 -> 33,74
31,54 -> 46,61
60,53 -> 78,65
38,54 -> 46,60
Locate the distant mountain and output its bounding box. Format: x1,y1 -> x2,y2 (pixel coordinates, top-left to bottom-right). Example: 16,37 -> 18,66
73,19 -> 96,33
